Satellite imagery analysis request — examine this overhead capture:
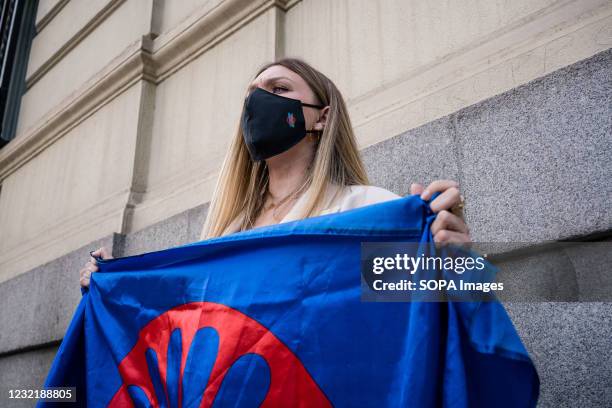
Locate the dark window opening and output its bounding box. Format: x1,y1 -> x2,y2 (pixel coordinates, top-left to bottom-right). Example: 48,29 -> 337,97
1,0 -> 38,149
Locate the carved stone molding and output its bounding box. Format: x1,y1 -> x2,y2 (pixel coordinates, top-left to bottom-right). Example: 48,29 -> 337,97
0,0 -> 294,182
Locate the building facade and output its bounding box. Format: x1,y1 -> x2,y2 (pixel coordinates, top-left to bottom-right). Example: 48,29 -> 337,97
0,0 -> 610,406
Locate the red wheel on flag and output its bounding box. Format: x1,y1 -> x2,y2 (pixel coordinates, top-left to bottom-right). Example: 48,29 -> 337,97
108,301 -> 331,407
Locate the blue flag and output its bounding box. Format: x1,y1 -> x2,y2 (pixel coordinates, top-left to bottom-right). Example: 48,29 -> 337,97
39,194 -> 539,407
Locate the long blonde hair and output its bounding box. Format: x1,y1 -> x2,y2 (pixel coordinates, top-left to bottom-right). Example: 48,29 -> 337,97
201,57 -> 369,239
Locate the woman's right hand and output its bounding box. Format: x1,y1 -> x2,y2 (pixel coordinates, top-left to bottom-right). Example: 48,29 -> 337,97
79,246 -> 113,288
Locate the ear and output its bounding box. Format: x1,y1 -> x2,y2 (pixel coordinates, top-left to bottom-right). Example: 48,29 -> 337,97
314,106 -> 330,130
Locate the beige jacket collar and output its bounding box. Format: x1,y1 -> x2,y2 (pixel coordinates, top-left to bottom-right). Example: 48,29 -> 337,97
221,182 -> 345,236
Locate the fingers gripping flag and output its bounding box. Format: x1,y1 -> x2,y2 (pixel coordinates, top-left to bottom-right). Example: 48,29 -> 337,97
39,194 -> 539,407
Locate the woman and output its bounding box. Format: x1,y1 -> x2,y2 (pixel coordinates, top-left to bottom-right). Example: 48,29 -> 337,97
80,58 -> 470,288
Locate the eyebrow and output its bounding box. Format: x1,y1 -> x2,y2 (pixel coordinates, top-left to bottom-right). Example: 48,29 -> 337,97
247,76 -> 293,91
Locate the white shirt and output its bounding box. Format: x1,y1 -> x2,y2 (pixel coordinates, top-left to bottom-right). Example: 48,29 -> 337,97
217,183 -> 402,237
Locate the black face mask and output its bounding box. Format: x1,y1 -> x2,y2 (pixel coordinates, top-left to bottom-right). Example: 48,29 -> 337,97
241,87 -> 326,161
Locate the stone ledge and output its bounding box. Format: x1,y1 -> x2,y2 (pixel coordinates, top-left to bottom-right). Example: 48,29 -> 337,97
120,203 -> 208,257
493,240 -> 612,302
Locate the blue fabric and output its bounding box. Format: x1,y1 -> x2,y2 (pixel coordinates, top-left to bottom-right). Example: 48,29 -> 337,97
40,194 -> 539,407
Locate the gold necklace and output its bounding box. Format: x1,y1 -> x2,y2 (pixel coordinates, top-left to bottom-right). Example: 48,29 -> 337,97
264,177 -> 310,221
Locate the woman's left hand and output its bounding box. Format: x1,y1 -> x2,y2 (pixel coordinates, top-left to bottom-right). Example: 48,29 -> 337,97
410,180 -> 471,244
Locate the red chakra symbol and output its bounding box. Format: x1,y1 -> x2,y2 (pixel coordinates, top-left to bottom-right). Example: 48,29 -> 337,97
286,112 -> 296,128
108,301 -> 331,407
